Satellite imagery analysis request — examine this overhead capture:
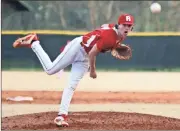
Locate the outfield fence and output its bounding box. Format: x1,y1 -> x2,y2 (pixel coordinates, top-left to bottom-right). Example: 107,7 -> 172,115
2,31 -> 180,70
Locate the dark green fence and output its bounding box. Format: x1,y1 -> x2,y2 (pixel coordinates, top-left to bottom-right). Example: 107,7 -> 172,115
2,33 -> 180,70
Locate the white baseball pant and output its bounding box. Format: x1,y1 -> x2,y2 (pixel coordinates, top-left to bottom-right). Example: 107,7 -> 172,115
31,36 -> 89,115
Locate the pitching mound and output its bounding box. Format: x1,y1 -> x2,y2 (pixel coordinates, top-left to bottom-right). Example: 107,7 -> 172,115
2,112 -> 180,130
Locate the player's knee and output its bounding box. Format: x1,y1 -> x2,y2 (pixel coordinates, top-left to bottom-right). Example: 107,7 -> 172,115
69,86 -> 76,91
45,68 -> 61,75
46,71 -> 54,75
68,81 -> 80,90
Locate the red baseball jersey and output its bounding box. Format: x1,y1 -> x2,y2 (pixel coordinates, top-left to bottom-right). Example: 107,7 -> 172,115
60,24 -> 126,53
82,23 -> 126,53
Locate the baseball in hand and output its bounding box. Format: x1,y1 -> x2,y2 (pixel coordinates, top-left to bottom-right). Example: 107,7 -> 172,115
150,2 -> 161,13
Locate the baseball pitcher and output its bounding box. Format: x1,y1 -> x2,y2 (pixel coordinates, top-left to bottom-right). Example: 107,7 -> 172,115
13,13 -> 134,127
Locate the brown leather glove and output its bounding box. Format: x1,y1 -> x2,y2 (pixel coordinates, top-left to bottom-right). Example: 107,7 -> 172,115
111,44 -> 132,60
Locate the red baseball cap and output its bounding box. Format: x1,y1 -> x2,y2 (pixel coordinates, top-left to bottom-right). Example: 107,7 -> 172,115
118,14 -> 134,25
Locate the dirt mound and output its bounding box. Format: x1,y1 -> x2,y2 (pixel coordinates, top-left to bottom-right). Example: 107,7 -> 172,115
2,112 -> 180,130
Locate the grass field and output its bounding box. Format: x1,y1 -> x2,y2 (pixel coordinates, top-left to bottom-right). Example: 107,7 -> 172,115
2,67 -> 180,72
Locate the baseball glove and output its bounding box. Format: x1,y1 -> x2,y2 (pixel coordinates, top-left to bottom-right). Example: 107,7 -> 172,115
111,44 -> 132,60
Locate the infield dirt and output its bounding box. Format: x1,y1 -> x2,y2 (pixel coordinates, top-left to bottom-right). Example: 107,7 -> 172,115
2,71 -> 180,130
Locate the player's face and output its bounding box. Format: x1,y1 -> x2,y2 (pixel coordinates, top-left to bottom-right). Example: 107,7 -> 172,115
118,24 -> 133,37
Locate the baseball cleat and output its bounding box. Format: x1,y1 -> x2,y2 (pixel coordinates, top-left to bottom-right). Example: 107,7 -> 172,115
54,114 -> 69,127
13,33 -> 38,48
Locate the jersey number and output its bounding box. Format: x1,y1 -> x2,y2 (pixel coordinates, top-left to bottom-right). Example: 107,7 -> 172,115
85,35 -> 96,47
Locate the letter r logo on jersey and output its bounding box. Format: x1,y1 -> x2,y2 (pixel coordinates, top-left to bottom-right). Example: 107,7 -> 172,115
126,16 -> 131,22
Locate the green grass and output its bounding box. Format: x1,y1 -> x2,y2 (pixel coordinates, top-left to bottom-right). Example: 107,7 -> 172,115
96,68 -> 180,72
3,60 -> 180,72
2,67 -> 180,72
